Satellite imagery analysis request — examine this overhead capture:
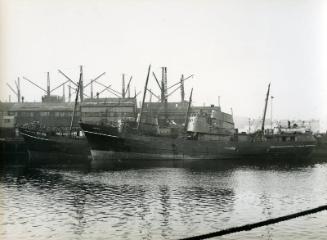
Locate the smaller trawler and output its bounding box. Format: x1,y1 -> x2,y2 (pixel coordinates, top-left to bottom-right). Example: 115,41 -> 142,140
19,122 -> 90,164
19,68 -> 90,164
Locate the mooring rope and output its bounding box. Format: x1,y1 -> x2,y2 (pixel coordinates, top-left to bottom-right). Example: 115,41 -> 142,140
180,204 -> 327,240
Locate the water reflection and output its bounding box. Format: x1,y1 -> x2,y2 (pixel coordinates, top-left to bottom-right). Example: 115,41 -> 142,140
90,157 -> 324,172
1,158 -> 327,239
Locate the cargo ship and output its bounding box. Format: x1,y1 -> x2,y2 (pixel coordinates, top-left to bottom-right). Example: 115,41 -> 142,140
80,114 -> 316,164
80,74 -> 316,164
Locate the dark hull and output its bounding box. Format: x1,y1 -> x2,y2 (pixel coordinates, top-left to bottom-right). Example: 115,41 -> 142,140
20,128 -> 91,165
0,138 -> 28,165
80,123 -> 316,164
312,143 -> 327,159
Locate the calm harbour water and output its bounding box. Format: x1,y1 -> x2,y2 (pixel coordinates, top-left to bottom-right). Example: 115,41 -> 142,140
1,160 -> 327,240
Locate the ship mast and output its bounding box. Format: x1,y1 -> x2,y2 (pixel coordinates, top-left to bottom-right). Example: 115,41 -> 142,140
162,67 -> 168,125
69,66 -> 83,136
125,76 -> 132,98
6,77 -> 21,102
137,65 -> 151,131
261,83 -> 271,133
79,66 -> 84,102
180,74 -> 185,102
184,88 -> 193,132
47,72 -> 50,97
17,77 -> 21,103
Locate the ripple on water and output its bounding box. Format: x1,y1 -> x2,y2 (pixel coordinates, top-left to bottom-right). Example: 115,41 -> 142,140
1,162 -> 327,239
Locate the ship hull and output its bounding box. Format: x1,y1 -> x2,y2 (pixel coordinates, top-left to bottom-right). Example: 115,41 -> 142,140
0,138 -> 28,165
19,128 -> 91,165
81,123 -> 316,165
312,135 -> 327,159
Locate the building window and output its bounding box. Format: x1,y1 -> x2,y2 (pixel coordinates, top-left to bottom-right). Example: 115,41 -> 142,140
40,112 -> 50,117
8,112 -> 17,116
21,112 -> 33,117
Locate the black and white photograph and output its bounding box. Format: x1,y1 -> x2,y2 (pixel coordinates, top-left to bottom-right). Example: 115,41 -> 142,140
0,0 -> 327,239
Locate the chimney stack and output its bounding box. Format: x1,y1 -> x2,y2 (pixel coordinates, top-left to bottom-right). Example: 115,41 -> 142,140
62,83 -> 65,102
161,67 -> 167,103
47,72 -> 50,96
68,83 -> 71,102
122,74 -> 125,98
17,77 -> 21,102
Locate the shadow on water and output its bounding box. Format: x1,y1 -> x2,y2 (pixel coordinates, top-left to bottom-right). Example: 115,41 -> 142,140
88,156 -> 327,172
1,155 -> 327,173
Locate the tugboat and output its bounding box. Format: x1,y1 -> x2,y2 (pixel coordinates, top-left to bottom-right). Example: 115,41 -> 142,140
80,67 -> 316,164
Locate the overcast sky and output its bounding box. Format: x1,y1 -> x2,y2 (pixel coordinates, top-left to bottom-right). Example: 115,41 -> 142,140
1,0 -> 326,125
